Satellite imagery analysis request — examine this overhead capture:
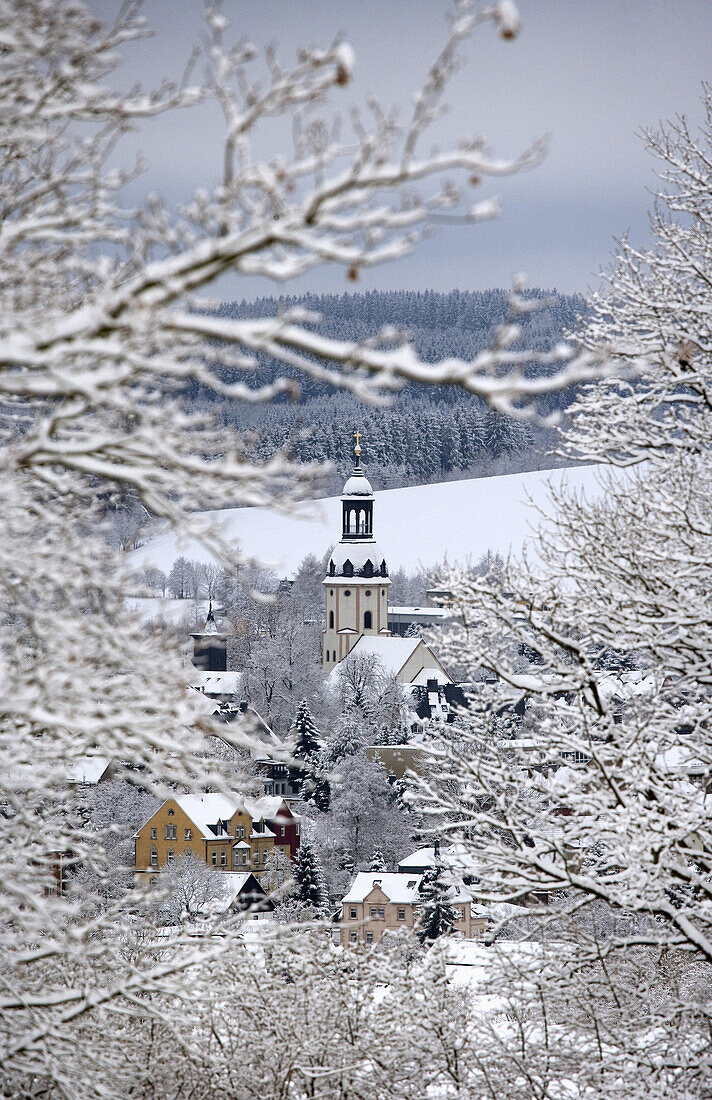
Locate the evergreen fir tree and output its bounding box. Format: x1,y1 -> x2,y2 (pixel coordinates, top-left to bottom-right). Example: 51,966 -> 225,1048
416,864 -> 458,945
290,700 -> 331,810
292,838 -> 329,912
369,847 -> 387,872
290,699 -> 321,762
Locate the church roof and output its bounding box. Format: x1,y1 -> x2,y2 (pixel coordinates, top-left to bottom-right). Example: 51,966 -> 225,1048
327,538 -> 389,580
342,472 -> 373,497
328,635 -> 452,684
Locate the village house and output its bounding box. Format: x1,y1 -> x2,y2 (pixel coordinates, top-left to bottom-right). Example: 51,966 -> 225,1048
134,793 -> 300,885
339,870 -> 489,946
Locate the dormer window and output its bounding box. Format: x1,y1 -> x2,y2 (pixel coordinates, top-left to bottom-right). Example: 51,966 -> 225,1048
329,561 -> 335,576
363,560 -> 374,577
343,560 -> 354,577
380,560 -> 387,576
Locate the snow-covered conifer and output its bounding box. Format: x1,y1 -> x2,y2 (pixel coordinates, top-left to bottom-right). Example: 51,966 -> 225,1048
291,700 -> 322,762
369,848 -> 387,872
416,865 -> 458,945
292,838 -> 330,913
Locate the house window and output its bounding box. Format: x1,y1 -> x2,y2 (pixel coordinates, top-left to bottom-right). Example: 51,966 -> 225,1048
365,589 -> 371,596
350,932 -> 358,943
150,848 -> 158,868
344,588 -> 351,596
280,826 -> 285,837
343,561 -> 353,578
366,932 -> 373,944
398,908 -> 405,921
184,828 -> 192,841
165,824 -> 177,840
167,809 -> 174,817
364,611 -> 372,629
220,849 -> 227,867
370,907 -> 385,919
332,650 -> 336,662
254,850 -> 260,864
166,848 -> 175,865
150,876 -> 158,885
350,907 -> 357,919
329,610 -> 334,628
211,850 -> 217,866
150,828 -> 157,839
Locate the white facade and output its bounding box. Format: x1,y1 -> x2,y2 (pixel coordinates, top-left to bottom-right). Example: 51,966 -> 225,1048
322,445 -> 390,669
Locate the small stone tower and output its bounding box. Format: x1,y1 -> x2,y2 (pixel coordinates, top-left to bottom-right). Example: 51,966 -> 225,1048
322,433 -> 390,669
191,603 -> 227,672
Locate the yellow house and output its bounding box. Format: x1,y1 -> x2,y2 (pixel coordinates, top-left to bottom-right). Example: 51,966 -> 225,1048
340,872 -> 488,946
134,793 -> 300,884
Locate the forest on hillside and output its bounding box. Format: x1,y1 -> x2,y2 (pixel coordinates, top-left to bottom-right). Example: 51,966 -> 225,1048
197,289 -> 587,492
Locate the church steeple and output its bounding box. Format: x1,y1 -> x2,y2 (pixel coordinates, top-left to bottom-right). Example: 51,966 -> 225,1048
322,434 -> 390,669
191,601 -> 227,671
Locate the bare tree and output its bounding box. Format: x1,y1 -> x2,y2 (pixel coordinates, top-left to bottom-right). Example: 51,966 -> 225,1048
0,1 -> 594,1094
418,87 -> 712,1098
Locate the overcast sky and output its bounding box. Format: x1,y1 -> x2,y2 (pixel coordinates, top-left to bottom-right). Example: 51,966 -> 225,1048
88,0 -> 712,298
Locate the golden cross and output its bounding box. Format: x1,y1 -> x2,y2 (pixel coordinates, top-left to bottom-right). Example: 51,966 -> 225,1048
354,429 -> 362,453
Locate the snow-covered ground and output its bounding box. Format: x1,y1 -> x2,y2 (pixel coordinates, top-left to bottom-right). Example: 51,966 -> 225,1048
128,465 -> 611,578
124,597 -> 210,624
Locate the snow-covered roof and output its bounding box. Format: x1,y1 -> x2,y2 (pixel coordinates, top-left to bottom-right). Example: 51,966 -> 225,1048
342,870 -> 472,905
397,843 -> 476,877
175,794 -> 239,838
331,635 -> 451,685
342,473 -> 373,497
233,840 -> 251,849
242,795 -> 299,825
250,825 -> 276,840
411,665 -> 451,686
192,671 -> 242,695
65,756 -> 113,784
329,539 -> 387,575
388,606 -> 449,619
204,872 -> 267,915
340,635 -> 420,676
657,744 -> 708,774
342,872 -> 423,904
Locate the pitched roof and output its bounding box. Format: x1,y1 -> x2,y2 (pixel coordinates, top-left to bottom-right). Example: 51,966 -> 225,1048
347,635 -> 421,675
65,756 -> 114,784
175,794 -> 239,838
330,635 -> 452,684
192,671 -> 242,695
342,872 -> 423,904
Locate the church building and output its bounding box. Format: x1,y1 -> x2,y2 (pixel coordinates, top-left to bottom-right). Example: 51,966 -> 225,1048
322,434 -> 391,669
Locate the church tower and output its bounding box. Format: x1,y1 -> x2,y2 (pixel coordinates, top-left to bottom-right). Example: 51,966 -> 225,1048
322,433 -> 390,669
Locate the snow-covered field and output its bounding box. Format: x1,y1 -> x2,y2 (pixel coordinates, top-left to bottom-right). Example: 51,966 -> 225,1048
129,465 -> 611,578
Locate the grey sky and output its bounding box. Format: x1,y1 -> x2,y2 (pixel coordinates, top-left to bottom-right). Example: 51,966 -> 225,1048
89,0 -> 712,297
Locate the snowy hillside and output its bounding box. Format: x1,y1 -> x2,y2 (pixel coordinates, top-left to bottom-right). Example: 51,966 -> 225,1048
128,465 -> 611,578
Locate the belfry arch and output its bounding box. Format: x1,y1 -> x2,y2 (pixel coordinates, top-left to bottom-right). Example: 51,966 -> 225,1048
321,431 -> 391,669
